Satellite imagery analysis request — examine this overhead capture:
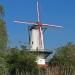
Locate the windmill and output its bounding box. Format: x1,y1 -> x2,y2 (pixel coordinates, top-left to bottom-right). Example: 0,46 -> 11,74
13,0 -> 64,67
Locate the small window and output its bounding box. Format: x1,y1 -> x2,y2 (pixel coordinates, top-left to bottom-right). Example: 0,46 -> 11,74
32,41 -> 33,44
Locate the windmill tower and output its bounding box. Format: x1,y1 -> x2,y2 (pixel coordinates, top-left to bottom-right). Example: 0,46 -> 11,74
13,0 -> 64,67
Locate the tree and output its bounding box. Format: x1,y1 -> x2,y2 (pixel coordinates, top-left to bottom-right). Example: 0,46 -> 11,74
48,42 -> 75,75
0,5 -> 7,54
0,5 -> 4,19
0,5 -> 8,75
6,47 -> 38,75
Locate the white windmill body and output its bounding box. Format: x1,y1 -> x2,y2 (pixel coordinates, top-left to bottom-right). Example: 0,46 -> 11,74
29,25 -> 46,65
30,25 -> 44,50
13,0 -> 64,67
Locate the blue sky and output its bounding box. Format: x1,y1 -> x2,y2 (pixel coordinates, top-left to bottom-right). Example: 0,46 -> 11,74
0,0 -> 75,49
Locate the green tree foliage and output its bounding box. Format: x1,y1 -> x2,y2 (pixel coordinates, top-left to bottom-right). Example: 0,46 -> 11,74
0,5 -> 4,19
49,43 -> 75,65
48,42 -> 75,74
0,5 -> 8,75
0,5 -> 7,53
6,47 -> 38,75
